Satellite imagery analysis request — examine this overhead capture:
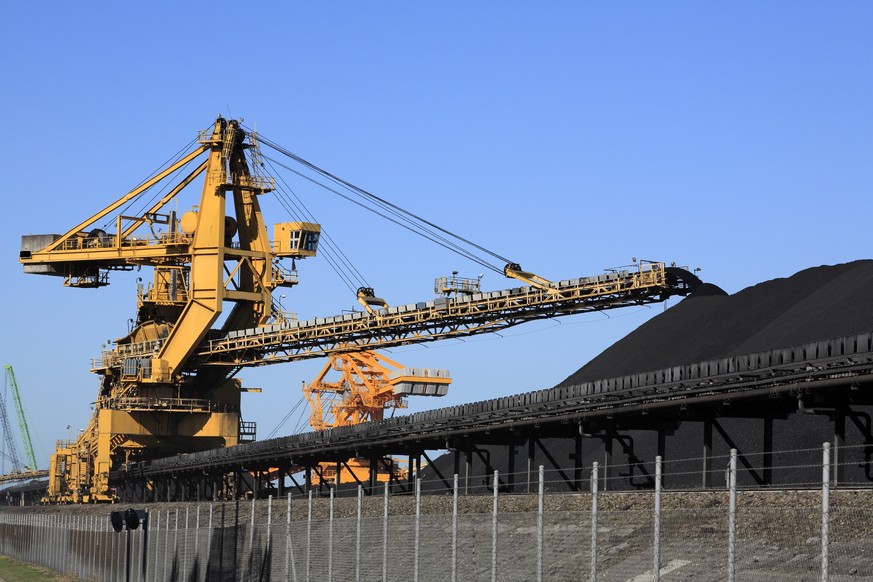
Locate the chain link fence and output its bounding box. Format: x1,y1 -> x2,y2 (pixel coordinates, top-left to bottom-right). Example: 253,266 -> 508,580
0,443 -> 871,581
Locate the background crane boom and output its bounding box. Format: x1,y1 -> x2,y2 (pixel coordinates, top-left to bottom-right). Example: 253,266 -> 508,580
4,367 -> 38,471
0,366 -> 38,473
0,388 -> 22,472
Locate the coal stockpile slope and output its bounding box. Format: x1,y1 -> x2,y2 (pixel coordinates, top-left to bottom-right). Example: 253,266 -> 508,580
420,260 -> 873,491
558,260 -> 873,386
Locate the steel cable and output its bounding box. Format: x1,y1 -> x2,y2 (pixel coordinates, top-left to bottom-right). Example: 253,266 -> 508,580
248,127 -> 508,274
264,157 -> 370,292
262,153 -> 500,274
256,132 -> 512,265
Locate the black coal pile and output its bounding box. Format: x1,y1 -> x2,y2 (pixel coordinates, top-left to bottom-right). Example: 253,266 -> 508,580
421,261 -> 873,491
559,260 -> 873,386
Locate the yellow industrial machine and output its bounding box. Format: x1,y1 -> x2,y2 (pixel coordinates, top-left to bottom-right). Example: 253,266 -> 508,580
21,118 -> 320,502
20,117 -> 698,503
304,351 -> 450,431
302,350 -> 450,485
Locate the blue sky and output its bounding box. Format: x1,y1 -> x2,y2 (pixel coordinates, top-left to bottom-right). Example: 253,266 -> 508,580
1,3 -> 871,468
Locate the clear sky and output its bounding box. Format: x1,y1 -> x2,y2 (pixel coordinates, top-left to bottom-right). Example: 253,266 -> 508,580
1,2 -> 871,469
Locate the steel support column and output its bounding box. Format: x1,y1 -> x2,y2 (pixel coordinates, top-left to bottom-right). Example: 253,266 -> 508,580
507,444 -> 516,493
527,437 -> 535,494
763,416 -> 773,486
702,419 -> 713,488
834,408 -> 846,486
573,434 -> 583,492
603,429 -> 613,492
465,448 -> 473,495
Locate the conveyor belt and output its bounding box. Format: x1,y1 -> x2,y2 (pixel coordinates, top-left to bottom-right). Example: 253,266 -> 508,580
117,331 -> 873,480
99,262 -> 699,372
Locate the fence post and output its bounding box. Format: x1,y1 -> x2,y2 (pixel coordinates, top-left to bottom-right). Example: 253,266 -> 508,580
328,487 -> 335,582
75,516 -> 81,581
207,504 -> 214,582
35,515 -> 40,570
727,448 -> 737,582
306,489 -> 313,582
249,495 -> 256,577
219,504 -> 225,582
58,515 -> 63,572
142,510 -> 150,582
72,515 -> 78,578
117,519 -> 123,582
65,515 -> 71,578
233,496 -> 240,582
194,505 -> 200,582
28,515 -> 33,568
383,480 -> 389,582
152,509 -> 160,582
287,492 -> 297,582
65,514 -> 71,576
91,515 -> 97,581
26,515 -> 31,568
355,485 -> 363,582
184,506 -> 189,579
105,517 -> 111,582
538,464 -> 545,582
822,442 -> 830,582
30,515 -> 36,569
46,514 -> 52,573
47,516 -> 52,572
65,515 -> 70,578
37,515 -> 42,572
654,455 -> 662,582
38,515 -> 43,573
266,495 -> 273,582
414,476 -> 421,582
452,473 -> 459,582
163,510 -> 170,582
591,462 -> 598,582
24,515 -> 31,576
173,509 -> 179,582
78,515 -> 84,578
491,469 -> 499,582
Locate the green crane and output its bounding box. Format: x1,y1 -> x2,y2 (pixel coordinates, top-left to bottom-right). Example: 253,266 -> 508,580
3,366 -> 37,470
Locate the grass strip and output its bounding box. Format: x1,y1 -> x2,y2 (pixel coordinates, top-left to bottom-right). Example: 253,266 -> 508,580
0,555 -> 73,581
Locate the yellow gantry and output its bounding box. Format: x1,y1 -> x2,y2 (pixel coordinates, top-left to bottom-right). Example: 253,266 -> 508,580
23,117 -> 322,502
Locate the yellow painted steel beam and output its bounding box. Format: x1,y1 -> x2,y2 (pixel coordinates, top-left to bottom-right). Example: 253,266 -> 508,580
22,242 -> 192,264
37,145 -> 208,255
119,159 -> 209,239
150,123 -> 227,382
224,290 -> 267,302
